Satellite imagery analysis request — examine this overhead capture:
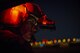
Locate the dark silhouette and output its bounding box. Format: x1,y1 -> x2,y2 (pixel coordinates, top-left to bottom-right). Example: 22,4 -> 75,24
0,0 -> 56,53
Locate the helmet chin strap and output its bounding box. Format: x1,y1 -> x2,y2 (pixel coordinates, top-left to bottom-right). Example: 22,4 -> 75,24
28,13 -> 39,26
29,13 -> 39,21
22,33 -> 31,42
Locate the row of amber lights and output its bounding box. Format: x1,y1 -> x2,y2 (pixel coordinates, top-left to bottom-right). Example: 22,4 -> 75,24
30,38 -> 80,47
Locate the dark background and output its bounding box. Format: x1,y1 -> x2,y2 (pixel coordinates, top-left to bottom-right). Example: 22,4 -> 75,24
0,1 -> 80,53
33,0 -> 80,41
0,0 -> 80,41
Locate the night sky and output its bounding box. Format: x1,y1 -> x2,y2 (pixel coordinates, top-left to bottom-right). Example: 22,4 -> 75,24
33,0 -> 80,41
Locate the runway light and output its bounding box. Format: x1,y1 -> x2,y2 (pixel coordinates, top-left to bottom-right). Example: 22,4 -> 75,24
62,39 -> 66,43
30,42 -> 33,46
58,39 -> 61,43
53,39 -> 57,43
67,38 -> 70,42
73,38 -> 76,42
42,39 -> 47,44
35,42 -> 38,46
38,42 -> 42,45
76,38 -> 80,42
46,40 -> 53,45
42,41 -> 45,44
40,44 -> 44,47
